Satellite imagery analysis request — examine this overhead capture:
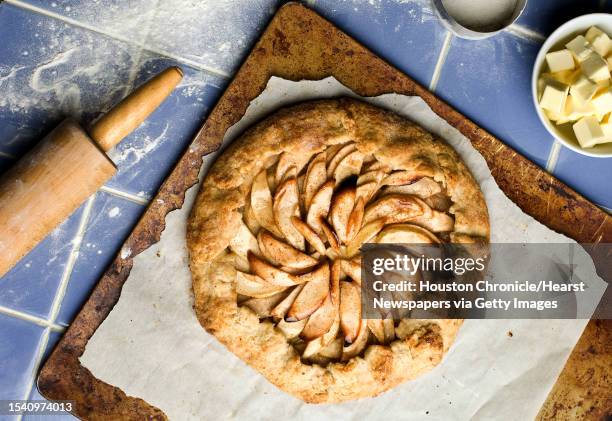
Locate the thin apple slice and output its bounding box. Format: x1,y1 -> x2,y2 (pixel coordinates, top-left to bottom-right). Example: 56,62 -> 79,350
424,192 -> 452,212
275,152 -> 312,186
229,219 -> 261,260
368,319 -> 385,343
346,196 -> 365,242
243,192 -> 261,234
327,143 -> 356,177
385,177 -> 441,198
302,262 -> 341,358
319,338 -> 343,359
243,290 -> 290,318
333,150 -> 364,185
302,319 -> 338,359
303,152 -> 327,210
279,165 -> 297,185
277,318 -> 307,339
383,318 -> 395,343
375,223 -> 440,244
251,169 -> 282,237
330,186 -> 356,244
236,271 -> 286,298
287,263 -> 330,321
291,261 -> 330,290
357,169 -> 386,186
306,180 -> 334,236
271,284 -> 304,319
341,258 -> 361,285
273,178 -> 305,251
301,292 -> 335,340
275,153 -> 295,186
324,144 -> 344,165
355,181 -> 379,205
341,319 -> 369,361
382,170 -> 429,186
363,194 -> 425,225
233,254 -> 250,272
362,160 -> 390,173
291,216 -> 326,254
247,251 -> 297,287
320,218 -> 340,251
301,261 -> 342,341
258,230 -> 317,269
408,210 -> 454,232
340,281 -> 362,343
345,219 -> 385,257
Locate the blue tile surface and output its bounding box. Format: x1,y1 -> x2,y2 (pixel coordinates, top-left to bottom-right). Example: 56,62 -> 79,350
0,205 -> 84,319
553,149 -> 612,209
56,192 -> 144,325
311,0 -> 449,88
435,32 -> 553,168
0,314 -> 45,401
0,3 -> 138,158
21,0 -> 281,74
105,54 -> 223,197
516,0 -> 602,35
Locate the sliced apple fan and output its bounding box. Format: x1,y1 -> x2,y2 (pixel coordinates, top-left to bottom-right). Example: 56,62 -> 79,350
233,146 -> 455,364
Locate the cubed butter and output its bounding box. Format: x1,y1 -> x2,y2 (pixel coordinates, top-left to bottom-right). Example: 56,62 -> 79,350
600,121 -> 612,142
545,49 -> 575,73
552,95 -> 597,124
566,35 -> 593,62
548,68 -> 581,85
573,115 -> 605,147
585,27 -> 612,56
591,33 -> 612,56
591,88 -> 612,114
570,75 -> 598,104
585,26 -> 605,42
539,77 -> 569,113
580,52 -> 610,81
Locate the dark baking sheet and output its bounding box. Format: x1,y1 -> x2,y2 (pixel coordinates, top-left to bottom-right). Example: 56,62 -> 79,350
38,3 -> 611,420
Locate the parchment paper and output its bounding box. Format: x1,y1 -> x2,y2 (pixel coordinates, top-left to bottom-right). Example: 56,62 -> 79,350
81,77 -> 594,420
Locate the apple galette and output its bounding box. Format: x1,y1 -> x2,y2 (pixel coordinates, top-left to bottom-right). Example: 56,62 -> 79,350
187,98 -> 489,403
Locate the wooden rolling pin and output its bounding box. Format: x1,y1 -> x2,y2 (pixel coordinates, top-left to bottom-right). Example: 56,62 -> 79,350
0,66 -> 183,278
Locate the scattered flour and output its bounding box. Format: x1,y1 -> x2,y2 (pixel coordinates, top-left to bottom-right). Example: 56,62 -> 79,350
108,207 -> 120,218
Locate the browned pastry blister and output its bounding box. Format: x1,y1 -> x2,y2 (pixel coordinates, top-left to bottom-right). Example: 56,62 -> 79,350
187,98 -> 489,403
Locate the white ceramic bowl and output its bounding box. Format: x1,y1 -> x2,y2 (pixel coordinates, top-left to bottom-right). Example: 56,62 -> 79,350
532,13 -> 612,158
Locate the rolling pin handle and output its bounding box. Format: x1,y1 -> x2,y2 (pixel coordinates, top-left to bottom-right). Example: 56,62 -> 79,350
90,66 -> 183,152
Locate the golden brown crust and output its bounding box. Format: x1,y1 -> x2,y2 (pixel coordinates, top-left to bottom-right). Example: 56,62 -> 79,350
187,98 -> 489,403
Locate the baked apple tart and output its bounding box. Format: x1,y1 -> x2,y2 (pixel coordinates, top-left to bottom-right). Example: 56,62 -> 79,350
187,98 -> 489,403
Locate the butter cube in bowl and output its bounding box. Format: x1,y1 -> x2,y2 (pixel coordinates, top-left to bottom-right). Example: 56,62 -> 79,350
532,14 -> 612,157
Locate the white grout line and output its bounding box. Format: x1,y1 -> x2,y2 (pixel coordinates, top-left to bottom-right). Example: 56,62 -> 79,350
506,23 -> 546,43
6,197 -> 96,408
122,0 -> 161,97
545,141 -> 562,173
46,195 -> 96,323
429,31 -> 453,92
5,0 -> 230,79
99,185 -> 150,205
20,327 -> 51,410
0,304 -> 65,331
